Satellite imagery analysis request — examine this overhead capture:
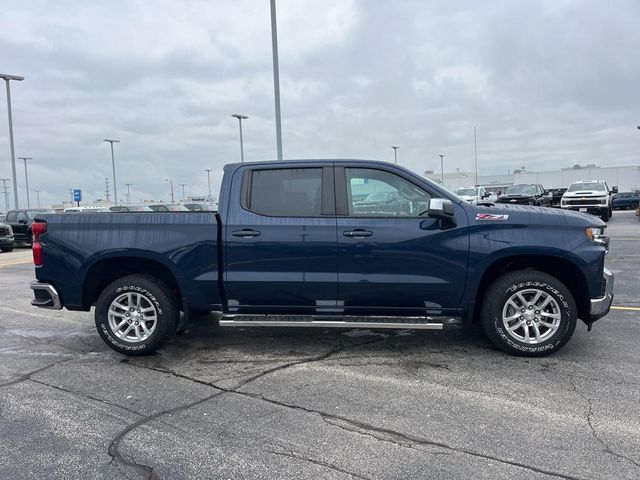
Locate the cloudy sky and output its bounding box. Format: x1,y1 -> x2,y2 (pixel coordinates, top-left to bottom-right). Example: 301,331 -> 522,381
1,0 -> 639,207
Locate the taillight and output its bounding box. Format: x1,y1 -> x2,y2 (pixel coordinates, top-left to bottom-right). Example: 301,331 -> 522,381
32,221 -> 47,267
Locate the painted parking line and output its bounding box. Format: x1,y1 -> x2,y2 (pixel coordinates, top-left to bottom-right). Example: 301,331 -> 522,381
611,306 -> 640,311
0,260 -> 32,269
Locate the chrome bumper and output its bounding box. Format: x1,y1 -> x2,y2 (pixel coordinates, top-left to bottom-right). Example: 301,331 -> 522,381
589,268 -> 613,321
30,281 -> 62,310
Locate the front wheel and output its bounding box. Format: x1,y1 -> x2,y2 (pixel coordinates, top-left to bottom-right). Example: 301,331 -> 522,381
480,271 -> 577,356
1,247 -> 13,253
95,275 -> 179,356
601,209 -> 610,222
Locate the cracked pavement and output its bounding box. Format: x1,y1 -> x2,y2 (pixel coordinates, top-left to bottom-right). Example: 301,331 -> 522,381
1,210 -> 639,479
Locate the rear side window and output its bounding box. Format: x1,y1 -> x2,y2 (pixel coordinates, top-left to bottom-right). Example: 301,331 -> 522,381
246,168 -> 322,217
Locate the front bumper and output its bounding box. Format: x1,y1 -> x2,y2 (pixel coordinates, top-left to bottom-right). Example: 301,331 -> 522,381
0,237 -> 14,247
30,281 -> 62,310
561,205 -> 606,214
589,268 -> 613,322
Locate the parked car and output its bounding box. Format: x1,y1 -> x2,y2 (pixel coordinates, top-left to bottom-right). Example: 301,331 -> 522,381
5,209 -> 56,245
545,188 -> 567,208
64,207 -> 110,213
109,205 -> 154,212
455,187 -> 497,205
0,220 -> 15,252
561,180 -> 614,222
148,204 -> 190,212
184,202 -> 218,211
611,192 -> 640,210
29,159 -> 613,358
496,184 -> 551,207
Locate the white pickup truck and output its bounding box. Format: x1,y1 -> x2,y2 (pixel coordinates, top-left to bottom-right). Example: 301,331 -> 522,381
561,180 -> 614,222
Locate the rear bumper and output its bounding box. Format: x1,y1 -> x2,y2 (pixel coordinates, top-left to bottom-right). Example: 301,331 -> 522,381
30,281 -> 62,310
589,268 -> 613,322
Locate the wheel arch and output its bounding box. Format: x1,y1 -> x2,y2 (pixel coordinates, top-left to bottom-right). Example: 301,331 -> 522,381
82,254 -> 182,310
470,254 -> 590,324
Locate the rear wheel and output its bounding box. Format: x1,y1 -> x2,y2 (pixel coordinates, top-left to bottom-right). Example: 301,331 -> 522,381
95,275 -> 178,355
481,271 -> 577,356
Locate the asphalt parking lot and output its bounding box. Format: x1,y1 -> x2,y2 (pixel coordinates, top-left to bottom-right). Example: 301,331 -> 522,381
1,211 -> 639,480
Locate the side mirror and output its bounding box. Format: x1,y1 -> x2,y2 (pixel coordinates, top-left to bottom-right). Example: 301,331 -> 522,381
19,219 -> 27,225
611,186 -> 618,194
428,198 -> 454,218
482,192 -> 490,199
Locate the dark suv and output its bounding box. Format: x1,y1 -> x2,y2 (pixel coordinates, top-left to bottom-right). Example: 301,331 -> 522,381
496,184 -> 551,207
5,209 -> 56,245
0,220 -> 14,252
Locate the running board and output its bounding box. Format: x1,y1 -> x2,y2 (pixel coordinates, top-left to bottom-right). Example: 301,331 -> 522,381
219,319 -> 443,330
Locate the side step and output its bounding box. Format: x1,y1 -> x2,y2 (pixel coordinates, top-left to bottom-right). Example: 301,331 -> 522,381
219,316 -> 443,330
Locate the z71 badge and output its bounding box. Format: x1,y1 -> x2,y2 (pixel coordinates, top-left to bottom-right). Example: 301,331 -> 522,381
476,213 -> 509,221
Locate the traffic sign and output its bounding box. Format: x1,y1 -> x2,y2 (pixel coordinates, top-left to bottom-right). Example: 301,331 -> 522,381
73,189 -> 82,202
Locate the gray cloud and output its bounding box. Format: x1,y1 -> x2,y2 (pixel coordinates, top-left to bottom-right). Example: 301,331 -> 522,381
0,0 -> 639,208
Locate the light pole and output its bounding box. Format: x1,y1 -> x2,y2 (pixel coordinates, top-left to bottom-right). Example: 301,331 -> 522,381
0,178 -> 10,212
474,126 -> 479,202
103,139 -> 120,205
18,156 -> 31,209
180,183 -> 187,203
124,183 -> 133,205
270,0 -> 283,160
391,146 -> 399,164
231,114 -> 248,162
165,179 -> 174,204
204,169 -> 212,201
439,154 -> 445,186
1,73 -> 24,209
35,190 -> 40,208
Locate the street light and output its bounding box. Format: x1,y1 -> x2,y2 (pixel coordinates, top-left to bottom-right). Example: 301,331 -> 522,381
0,178 -> 10,213
391,146 -> 399,164
1,73 -> 24,209
439,154 -> 445,186
270,0 -> 283,160
204,169 -> 212,201
103,139 -> 120,205
18,156 -> 31,209
180,183 -> 187,203
231,114 -> 248,162
35,190 -> 41,208
164,178 -> 174,204
124,183 -> 133,205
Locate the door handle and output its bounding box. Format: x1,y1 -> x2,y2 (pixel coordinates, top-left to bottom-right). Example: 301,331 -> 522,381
343,229 -> 373,238
232,229 -> 261,238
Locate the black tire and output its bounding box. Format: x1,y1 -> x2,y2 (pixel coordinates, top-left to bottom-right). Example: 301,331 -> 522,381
630,202 -> 638,210
1,247 -> 13,253
600,209 -> 610,222
480,271 -> 577,357
95,275 -> 179,356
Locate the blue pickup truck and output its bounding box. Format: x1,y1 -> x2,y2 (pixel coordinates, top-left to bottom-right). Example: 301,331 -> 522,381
29,160 -> 613,357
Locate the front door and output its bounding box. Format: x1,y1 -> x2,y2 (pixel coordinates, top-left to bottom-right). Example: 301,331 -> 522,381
224,165 -> 339,314
335,165 -> 469,316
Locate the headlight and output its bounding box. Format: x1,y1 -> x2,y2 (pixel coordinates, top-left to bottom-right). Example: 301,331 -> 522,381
601,198 -> 607,205
585,227 -> 608,249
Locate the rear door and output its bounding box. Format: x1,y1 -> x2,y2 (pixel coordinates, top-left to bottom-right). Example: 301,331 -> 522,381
335,164 -> 469,316
223,164 -> 339,314
9,211 -> 30,242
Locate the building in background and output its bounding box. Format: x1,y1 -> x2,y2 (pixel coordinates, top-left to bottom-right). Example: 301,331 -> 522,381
426,164 -> 640,192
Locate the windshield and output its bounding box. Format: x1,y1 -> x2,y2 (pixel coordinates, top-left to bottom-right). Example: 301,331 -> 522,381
505,185 -> 537,195
455,188 -> 478,196
567,182 -> 606,192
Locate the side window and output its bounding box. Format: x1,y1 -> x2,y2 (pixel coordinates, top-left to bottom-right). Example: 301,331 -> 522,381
345,168 -> 431,217
247,168 -> 323,217
6,212 -> 17,222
